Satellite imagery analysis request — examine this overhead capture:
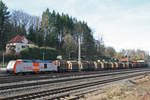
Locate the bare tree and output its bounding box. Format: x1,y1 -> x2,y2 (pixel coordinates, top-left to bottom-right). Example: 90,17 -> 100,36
95,35 -> 105,57
74,22 -> 84,41
29,16 -> 41,30
63,34 -> 77,59
116,49 -> 149,61
105,47 -> 116,58
9,10 -> 32,36
10,10 -> 31,27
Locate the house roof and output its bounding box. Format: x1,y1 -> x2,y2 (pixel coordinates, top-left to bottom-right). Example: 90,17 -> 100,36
7,35 -> 35,44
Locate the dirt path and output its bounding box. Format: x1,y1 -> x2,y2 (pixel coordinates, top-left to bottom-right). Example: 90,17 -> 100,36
79,74 -> 150,100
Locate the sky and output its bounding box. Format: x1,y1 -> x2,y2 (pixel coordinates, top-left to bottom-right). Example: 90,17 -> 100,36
3,0 -> 150,52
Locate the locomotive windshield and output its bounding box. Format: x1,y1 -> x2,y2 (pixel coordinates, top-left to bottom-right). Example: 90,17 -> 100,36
6,60 -> 16,69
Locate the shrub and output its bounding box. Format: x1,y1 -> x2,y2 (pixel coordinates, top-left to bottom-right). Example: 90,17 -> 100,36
0,53 -> 21,63
20,47 -> 58,60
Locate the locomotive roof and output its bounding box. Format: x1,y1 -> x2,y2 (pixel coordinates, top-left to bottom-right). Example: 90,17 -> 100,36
17,59 -> 52,63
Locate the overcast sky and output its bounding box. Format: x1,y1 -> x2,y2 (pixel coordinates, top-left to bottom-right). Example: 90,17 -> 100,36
3,0 -> 150,52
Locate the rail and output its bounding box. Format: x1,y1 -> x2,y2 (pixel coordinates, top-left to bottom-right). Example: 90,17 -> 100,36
0,68 -> 150,100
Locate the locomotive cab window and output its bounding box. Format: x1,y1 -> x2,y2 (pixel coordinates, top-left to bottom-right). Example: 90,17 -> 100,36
44,64 -> 47,69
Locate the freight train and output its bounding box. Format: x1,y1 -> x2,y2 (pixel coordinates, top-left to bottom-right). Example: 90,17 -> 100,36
6,59 -> 149,74
56,60 -> 148,72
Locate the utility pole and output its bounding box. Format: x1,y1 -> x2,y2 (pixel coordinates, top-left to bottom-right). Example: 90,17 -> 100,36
2,51 -> 4,67
43,52 -> 45,61
78,35 -> 81,71
125,51 -> 129,64
78,35 -> 81,63
43,27 -> 46,61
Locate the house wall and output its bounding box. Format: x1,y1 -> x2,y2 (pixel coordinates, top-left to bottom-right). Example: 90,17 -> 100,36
6,37 -> 36,54
6,43 -> 35,54
15,43 -> 35,53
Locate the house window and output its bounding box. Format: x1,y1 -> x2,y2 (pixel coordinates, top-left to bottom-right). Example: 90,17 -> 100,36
44,64 -> 47,69
22,46 -> 26,48
22,45 -> 29,48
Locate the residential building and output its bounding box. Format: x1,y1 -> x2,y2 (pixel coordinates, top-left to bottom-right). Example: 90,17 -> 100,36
6,35 -> 36,54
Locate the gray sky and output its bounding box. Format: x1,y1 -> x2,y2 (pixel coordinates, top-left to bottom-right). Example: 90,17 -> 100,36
3,0 -> 150,52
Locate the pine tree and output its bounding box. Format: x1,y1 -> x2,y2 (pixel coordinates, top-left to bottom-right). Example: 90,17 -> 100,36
27,26 -> 36,43
0,0 -> 9,50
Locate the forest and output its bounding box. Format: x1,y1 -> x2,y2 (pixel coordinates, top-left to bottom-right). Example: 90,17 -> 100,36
0,1 -> 149,62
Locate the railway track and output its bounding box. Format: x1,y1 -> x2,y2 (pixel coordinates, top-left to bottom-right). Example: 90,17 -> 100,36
0,68 -> 147,84
0,68 -> 150,100
0,68 -> 149,90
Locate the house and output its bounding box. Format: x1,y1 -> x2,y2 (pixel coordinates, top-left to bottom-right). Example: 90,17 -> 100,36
6,35 -> 36,54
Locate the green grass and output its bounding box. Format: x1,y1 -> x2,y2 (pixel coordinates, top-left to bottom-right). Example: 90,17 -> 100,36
0,63 -> 7,68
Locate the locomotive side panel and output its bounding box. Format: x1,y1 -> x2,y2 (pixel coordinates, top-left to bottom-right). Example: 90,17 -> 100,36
15,62 -> 33,73
7,60 -> 57,74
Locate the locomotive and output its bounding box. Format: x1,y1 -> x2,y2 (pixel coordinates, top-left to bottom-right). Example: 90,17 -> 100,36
6,59 -> 148,74
6,59 -> 57,74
